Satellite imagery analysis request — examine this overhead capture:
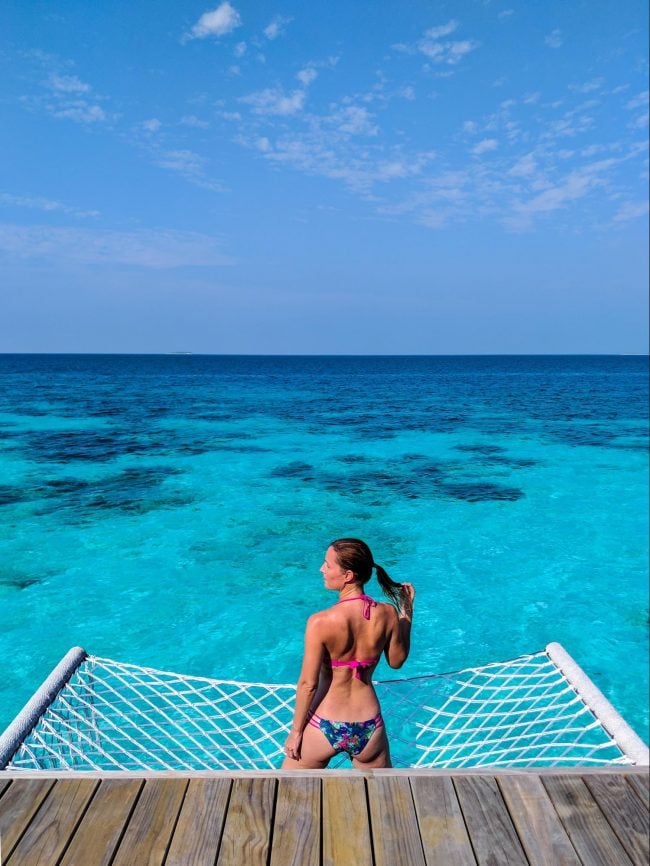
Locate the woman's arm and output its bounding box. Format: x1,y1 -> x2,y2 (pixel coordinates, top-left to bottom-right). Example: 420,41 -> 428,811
284,614 -> 325,760
384,583 -> 415,669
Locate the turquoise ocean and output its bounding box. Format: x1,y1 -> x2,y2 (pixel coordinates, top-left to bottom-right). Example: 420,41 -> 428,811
0,354 -> 648,742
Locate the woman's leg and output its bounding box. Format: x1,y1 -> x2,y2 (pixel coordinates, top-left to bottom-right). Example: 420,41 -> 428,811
281,722 -> 337,769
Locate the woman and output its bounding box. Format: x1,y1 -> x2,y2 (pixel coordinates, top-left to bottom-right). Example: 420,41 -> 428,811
282,538 -> 415,769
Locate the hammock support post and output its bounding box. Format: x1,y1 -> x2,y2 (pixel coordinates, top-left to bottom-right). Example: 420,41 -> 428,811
0,646 -> 88,770
546,642 -> 649,765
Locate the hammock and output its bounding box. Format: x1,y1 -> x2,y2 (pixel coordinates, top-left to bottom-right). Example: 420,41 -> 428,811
0,642 -> 647,771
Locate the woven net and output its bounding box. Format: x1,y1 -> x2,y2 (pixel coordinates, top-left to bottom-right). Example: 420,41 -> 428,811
6,649 -> 633,771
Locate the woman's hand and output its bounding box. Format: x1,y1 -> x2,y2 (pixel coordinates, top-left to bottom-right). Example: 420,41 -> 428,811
399,583 -> 415,620
284,729 -> 303,762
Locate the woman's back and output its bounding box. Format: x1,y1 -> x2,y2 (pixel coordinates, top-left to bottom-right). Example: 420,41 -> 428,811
282,538 -> 414,770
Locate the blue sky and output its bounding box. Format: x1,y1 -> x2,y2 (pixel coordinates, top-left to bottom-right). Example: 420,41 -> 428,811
1,0 -> 648,353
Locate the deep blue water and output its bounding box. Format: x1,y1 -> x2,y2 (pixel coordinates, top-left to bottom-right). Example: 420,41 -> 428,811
0,354 -> 648,741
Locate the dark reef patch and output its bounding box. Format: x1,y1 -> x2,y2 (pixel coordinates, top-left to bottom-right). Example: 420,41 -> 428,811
269,453 -> 525,504
0,570 -> 42,590
34,465 -> 190,517
438,482 -> 524,502
21,429 -> 149,463
454,444 -> 506,455
0,485 -> 27,506
270,461 -> 316,481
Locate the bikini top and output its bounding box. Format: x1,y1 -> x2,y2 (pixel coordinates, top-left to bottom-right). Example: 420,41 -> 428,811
326,594 -> 379,680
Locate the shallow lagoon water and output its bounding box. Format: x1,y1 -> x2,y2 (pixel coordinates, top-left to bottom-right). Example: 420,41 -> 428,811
0,354 -> 648,742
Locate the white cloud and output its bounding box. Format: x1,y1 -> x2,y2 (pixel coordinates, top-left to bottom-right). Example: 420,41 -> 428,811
472,138 -> 498,156
419,37 -> 478,65
53,102 -> 107,123
233,41 -> 247,57
48,73 -> 90,93
0,192 -> 99,219
399,86 -> 416,101
613,200 -> 649,221
569,78 -> 604,94
545,29 -> 563,49
264,16 -> 292,40
297,67 -> 318,87
157,149 -> 205,174
155,149 -> 224,191
180,114 -> 210,129
425,21 -> 459,40
514,158 -> 618,217
0,224 -> 233,268
141,118 -> 162,133
629,110 -> 649,129
508,153 -> 536,177
626,91 -> 648,109
330,105 -> 379,136
394,20 -> 478,66
188,2 -> 241,40
498,10 -> 514,19
241,87 -> 306,116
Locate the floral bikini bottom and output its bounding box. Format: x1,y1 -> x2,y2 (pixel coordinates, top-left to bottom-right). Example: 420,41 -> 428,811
308,711 -> 384,758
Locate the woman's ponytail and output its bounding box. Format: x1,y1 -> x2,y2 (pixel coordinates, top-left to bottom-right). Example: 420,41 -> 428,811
374,563 -> 402,608
330,538 -> 403,609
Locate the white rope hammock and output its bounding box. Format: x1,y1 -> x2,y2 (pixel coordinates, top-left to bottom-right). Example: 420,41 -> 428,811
1,643 -> 647,771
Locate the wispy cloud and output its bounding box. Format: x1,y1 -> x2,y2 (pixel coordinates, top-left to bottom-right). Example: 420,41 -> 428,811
569,78 -> 604,94
186,2 -> 242,40
48,73 -> 90,94
263,16 -> 292,41
297,67 -> 318,87
626,90 -> 648,110
613,200 -> 649,221
545,29 -> 563,49
0,224 -> 234,268
0,192 -> 99,219
241,87 -> 307,116
34,68 -> 111,125
180,114 -> 210,129
140,118 -> 162,133
155,149 -> 223,191
472,138 -> 498,156
394,20 -> 479,66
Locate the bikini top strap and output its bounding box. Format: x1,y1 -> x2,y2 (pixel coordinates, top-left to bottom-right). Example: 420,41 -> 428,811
336,593 -> 377,620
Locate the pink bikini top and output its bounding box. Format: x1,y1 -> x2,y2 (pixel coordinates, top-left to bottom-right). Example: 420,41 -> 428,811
327,594 -> 379,680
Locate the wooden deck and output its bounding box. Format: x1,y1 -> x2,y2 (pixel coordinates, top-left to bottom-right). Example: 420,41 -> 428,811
0,769 -> 648,865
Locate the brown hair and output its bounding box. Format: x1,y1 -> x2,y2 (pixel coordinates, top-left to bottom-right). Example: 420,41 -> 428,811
330,537 -> 402,608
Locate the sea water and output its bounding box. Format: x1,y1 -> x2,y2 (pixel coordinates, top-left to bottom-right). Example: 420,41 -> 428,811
0,354 -> 648,742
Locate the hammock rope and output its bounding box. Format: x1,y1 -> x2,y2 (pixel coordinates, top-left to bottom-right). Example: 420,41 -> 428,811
1,643 -> 647,771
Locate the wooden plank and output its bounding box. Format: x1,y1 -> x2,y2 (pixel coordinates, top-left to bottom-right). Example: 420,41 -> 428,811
270,777 -> 320,866
0,779 -> 55,861
497,774 -> 580,866
583,774 -> 649,866
627,773 -> 649,808
111,778 -> 188,866
58,778 -> 143,866
217,777 -> 276,866
454,775 -> 527,866
322,777 -> 372,866
410,776 -> 476,866
166,778 -> 232,866
0,778 -> 12,799
367,775 -> 426,866
6,778 -> 98,866
543,775 -> 633,866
